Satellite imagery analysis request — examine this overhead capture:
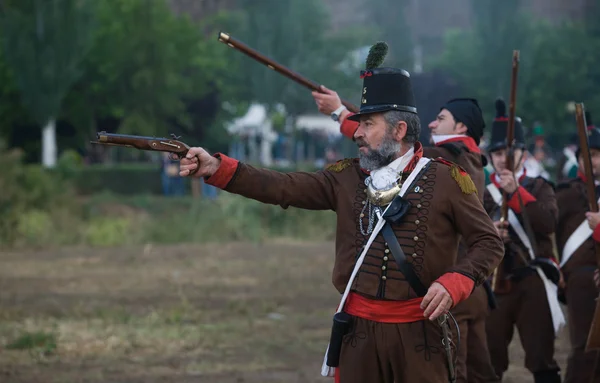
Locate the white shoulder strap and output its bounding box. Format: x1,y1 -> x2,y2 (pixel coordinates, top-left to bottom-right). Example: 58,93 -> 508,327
486,183 -> 535,260
560,197 -> 600,267
321,157 -> 431,377
485,183 -> 565,333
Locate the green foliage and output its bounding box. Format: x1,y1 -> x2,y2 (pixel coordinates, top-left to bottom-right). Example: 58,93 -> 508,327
65,163 -> 321,196
134,193 -> 337,245
230,0 -> 372,116
0,0 -> 96,126
433,2 -> 600,144
84,217 -> 133,247
63,0 -> 242,148
0,142 -> 80,246
365,42 -> 389,70
71,163 -> 165,195
6,330 -> 58,356
16,210 -> 54,245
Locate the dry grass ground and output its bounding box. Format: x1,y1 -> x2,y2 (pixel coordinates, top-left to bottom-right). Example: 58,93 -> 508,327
0,241 -> 569,383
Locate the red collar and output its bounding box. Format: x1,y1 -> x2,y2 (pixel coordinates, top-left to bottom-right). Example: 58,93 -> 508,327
578,171 -> 600,185
490,169 -> 527,188
435,136 -> 480,153
360,142 -> 424,175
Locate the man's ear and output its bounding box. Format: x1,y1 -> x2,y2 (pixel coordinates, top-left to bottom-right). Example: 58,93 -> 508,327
455,122 -> 468,135
392,121 -> 407,142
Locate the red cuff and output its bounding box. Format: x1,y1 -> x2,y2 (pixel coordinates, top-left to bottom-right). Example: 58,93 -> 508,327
435,272 -> 475,307
340,114 -> 358,139
507,186 -> 536,213
204,153 -> 239,189
593,224 -> 600,242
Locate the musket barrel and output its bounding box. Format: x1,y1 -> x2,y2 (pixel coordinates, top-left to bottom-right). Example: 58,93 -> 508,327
577,102 -> 600,351
218,31 -> 359,113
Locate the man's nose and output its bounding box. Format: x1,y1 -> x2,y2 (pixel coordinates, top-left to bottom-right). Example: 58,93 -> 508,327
428,121 -> 437,130
353,125 -> 365,140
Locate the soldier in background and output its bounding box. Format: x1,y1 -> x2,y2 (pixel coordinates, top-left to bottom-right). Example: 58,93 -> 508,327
483,99 -> 563,383
555,127 -> 600,383
556,134 -> 580,183
556,112 -> 596,183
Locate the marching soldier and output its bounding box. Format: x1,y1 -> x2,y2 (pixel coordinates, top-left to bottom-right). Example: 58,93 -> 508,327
555,127 -> 600,382
483,99 -> 563,383
555,134 -> 579,183
313,89 -> 499,383
180,44 -> 504,383
556,112 -> 595,182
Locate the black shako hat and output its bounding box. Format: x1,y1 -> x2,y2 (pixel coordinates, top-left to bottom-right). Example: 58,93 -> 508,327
586,111 -> 593,128
441,98 -> 485,145
487,98 -> 526,152
576,125 -> 600,159
347,42 -> 417,122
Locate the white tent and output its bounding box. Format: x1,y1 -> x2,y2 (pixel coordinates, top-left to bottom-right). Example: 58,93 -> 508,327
295,115 -> 342,136
225,103 -> 277,165
225,103 -> 271,136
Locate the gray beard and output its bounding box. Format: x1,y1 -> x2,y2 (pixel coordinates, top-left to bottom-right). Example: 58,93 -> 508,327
359,136 -> 402,171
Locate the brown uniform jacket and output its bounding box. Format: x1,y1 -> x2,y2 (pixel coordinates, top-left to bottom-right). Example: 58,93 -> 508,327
484,175 -> 558,274
556,178 -> 598,275
424,140 -> 486,203
207,143 -> 504,303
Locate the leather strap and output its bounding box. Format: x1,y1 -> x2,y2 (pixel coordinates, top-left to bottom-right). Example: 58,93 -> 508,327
381,223 -> 428,297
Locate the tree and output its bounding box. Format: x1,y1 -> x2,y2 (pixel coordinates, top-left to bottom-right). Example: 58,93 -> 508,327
233,0 -> 372,116
432,0 -> 600,143
0,0 -> 95,168
62,1 -> 246,158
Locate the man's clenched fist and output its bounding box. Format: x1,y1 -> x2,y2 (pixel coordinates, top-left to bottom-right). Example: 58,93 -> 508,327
179,147 -> 220,178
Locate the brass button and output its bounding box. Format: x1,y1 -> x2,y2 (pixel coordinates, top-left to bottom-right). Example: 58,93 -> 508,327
415,220 -> 420,224
382,265 -> 387,270
384,249 -> 390,254
419,189 -> 424,193
423,176 -> 428,180
384,242 -> 388,247
413,236 -> 419,241
360,213 -> 365,218
364,189 -> 367,192
417,204 -> 422,208
362,200 -> 366,205
382,276 -> 387,280
412,253 -> 417,258
383,256 -> 389,261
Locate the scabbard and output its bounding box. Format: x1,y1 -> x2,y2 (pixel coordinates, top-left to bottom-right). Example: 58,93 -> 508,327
326,312 -> 352,367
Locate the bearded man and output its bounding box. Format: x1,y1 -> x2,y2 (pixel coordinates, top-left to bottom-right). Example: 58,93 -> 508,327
313,88 -> 499,383
179,43 -> 504,383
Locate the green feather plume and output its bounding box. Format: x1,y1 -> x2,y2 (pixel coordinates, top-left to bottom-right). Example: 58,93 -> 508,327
365,42 -> 388,69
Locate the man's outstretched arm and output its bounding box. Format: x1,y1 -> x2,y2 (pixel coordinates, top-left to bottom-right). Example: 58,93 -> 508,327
180,147 -> 338,211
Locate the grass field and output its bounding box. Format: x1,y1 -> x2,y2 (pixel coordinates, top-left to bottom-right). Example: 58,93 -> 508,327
0,241 -> 569,382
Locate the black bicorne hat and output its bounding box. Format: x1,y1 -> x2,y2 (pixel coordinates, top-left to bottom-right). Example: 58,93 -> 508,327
347,42 -> 417,122
487,98 -> 526,152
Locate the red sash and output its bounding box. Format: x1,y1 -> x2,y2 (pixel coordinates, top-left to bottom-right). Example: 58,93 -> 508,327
344,292 -> 425,323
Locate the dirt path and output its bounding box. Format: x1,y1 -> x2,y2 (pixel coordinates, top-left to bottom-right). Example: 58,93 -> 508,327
0,241 -> 569,382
